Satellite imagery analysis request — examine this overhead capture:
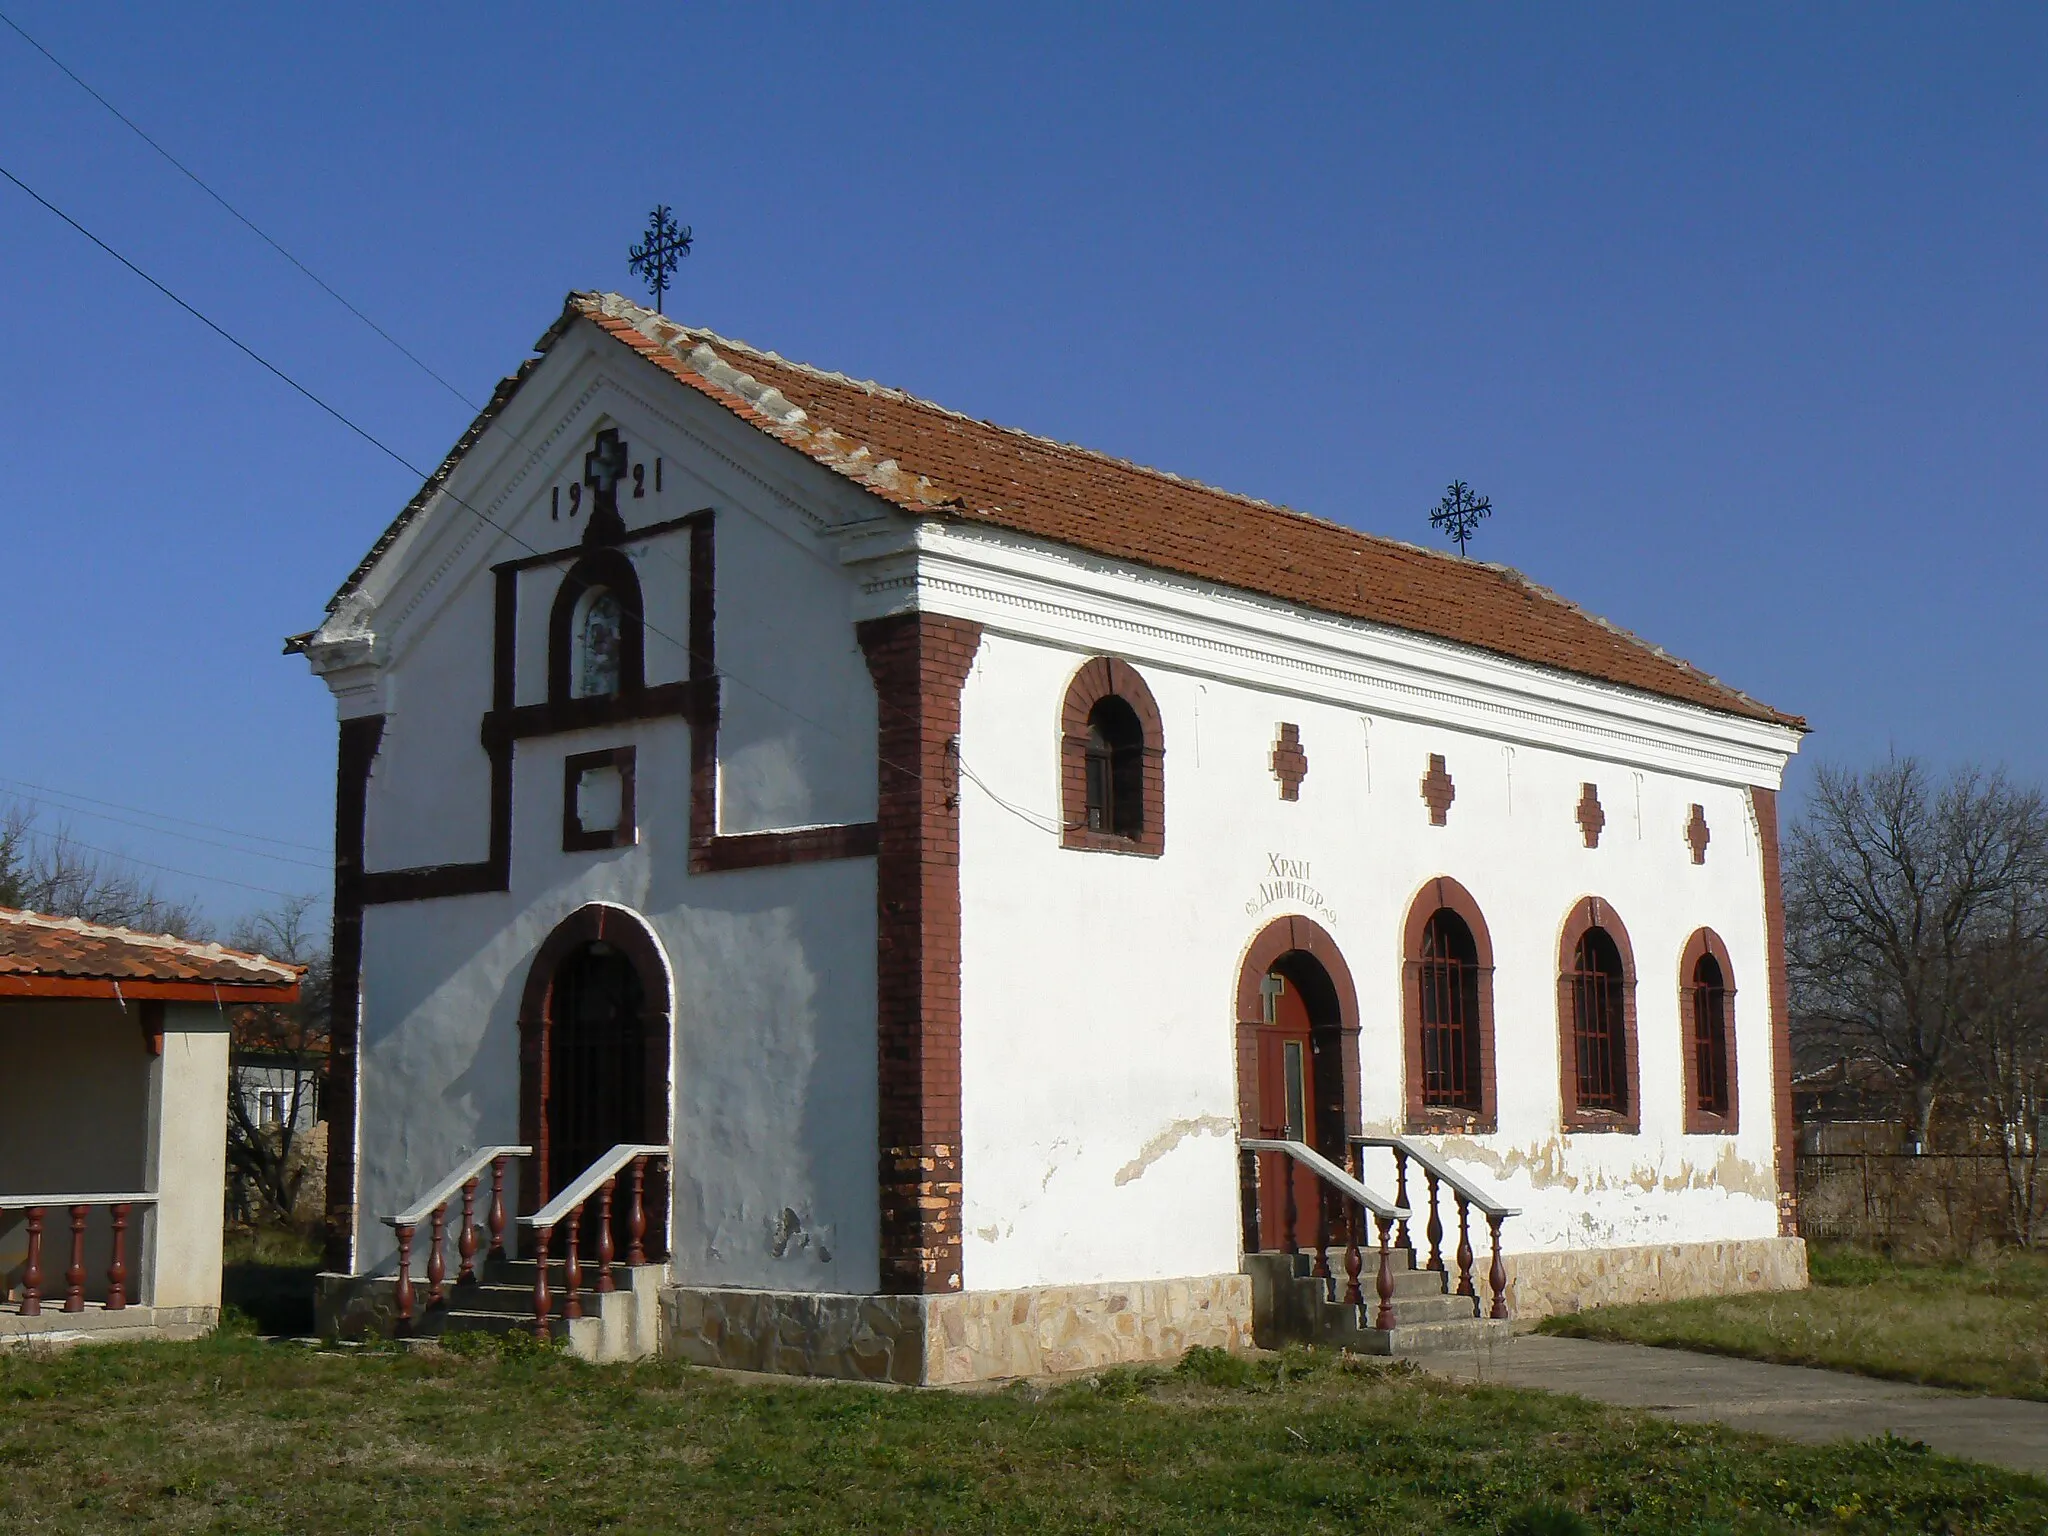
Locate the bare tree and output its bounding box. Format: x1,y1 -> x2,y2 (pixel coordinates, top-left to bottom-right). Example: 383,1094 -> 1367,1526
1787,758 -> 2048,1153
223,895 -> 331,1228
0,801 -> 209,939
1955,908 -> 2048,1246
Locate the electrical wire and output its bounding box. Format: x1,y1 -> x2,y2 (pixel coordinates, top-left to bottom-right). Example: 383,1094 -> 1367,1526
0,6 -> 483,413
0,774 -> 327,854
0,785 -> 331,870
11,823 -> 313,902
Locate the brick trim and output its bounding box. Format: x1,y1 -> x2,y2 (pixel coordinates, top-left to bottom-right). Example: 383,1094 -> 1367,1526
515,903 -> 674,1240
1678,926 -> 1740,1136
1749,786 -> 1799,1235
545,546 -> 647,704
561,746 -> 638,853
858,612 -> 983,1294
1556,896 -> 1642,1134
1400,876 -> 1498,1134
1232,915 -> 1362,1156
1058,656 -> 1165,857
324,713 -> 382,1272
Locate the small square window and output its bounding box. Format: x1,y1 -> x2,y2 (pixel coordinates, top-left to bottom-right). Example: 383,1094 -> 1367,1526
563,746 -> 637,852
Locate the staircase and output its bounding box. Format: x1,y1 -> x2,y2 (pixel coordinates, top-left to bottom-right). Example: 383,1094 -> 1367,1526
399,1253 -> 663,1362
1247,1247 -> 1508,1355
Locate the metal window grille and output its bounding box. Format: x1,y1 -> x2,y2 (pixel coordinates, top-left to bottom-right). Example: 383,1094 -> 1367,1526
1418,911 -> 1481,1109
1571,930 -> 1627,1113
1691,955 -> 1729,1116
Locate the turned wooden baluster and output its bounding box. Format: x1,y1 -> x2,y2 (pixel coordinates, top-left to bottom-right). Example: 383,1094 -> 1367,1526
1453,1192 -> 1477,1303
64,1205 -> 88,1312
626,1158 -> 648,1267
1485,1213 -> 1509,1320
393,1224 -> 416,1333
106,1204 -> 130,1311
531,1223 -> 553,1340
1424,1169 -> 1446,1277
1372,1213 -> 1396,1331
457,1178 -> 480,1287
1238,1147 -> 1262,1255
426,1207 -> 448,1311
1390,1147 -> 1414,1264
488,1156 -> 510,1261
1312,1183 -> 1334,1294
20,1208 -> 44,1316
1342,1200 -> 1364,1306
563,1208 -> 584,1322
595,1178 -> 618,1295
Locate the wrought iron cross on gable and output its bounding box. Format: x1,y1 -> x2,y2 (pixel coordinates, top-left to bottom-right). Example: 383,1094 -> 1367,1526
627,205 -> 692,314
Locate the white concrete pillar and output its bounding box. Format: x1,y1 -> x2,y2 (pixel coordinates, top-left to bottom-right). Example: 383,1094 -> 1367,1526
142,1006 -> 230,1309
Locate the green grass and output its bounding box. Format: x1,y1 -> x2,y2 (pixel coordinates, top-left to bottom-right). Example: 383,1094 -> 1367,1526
2,1337 -> 2044,1533
1539,1246 -> 2048,1401
219,1227 -> 322,1338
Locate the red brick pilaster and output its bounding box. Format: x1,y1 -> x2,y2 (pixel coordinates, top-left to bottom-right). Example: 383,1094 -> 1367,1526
857,613 -> 983,1294
1750,786 -> 1799,1236
325,713 -> 383,1274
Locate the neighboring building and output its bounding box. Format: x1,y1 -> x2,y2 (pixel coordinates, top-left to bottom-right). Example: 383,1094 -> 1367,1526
0,908 -> 301,1344
294,292 -> 1809,1379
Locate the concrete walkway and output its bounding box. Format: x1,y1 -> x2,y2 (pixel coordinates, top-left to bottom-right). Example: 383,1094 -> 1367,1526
1415,1334 -> 2048,1481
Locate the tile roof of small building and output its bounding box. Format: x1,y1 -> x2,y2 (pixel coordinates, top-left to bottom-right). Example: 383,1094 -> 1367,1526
0,907 -> 303,993
317,292 -> 1803,730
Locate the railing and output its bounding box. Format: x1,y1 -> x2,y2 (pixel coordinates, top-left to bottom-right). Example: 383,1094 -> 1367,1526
1240,1138 -> 1409,1331
382,1146 -> 529,1334
1352,1135 -> 1518,1320
517,1144 -> 667,1340
0,1194 -> 156,1316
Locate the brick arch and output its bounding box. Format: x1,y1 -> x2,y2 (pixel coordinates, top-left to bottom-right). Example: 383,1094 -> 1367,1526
1232,915 -> 1361,1157
1556,896 -> 1640,1133
1679,926 -> 1739,1134
547,546 -> 647,704
516,903 -> 673,1218
1400,876 -> 1498,1133
1059,656 -> 1165,857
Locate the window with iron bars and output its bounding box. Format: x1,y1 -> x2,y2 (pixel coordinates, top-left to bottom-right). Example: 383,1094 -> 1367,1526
1570,927 -> 1628,1114
1083,695 -> 1146,839
1418,909 -> 1482,1110
1691,952 -> 1731,1118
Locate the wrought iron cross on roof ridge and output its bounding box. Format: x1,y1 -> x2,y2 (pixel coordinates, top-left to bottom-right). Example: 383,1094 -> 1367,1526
627,204 -> 693,314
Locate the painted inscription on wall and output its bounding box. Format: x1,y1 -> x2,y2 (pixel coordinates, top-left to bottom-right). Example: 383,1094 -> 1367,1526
1245,853 -> 1339,926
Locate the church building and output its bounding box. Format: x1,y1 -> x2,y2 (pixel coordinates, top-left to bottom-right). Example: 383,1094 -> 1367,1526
294,292 -> 1808,1381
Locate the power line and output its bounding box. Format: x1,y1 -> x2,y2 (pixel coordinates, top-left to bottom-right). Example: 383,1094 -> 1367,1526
13,823 -> 314,902
0,154 -> 940,796
0,786 -> 331,870
0,7 -> 483,413
0,773 -> 328,855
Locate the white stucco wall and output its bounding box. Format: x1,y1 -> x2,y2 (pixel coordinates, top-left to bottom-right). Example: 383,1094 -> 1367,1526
946,583 -> 1794,1293
147,1007 -> 230,1309
337,334 -> 884,1289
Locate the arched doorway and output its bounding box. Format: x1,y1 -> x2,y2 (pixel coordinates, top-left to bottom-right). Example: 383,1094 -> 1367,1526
518,905 -> 672,1254
1234,916 -> 1360,1250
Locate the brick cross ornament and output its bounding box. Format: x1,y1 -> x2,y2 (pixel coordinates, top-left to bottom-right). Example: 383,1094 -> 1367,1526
1577,783 -> 1606,848
1421,753 -> 1455,825
1686,803 -> 1711,865
1271,724 -> 1308,800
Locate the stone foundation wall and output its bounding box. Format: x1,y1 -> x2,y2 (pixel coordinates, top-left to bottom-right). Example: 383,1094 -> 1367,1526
1503,1236 -> 1807,1318
663,1273 -> 1253,1386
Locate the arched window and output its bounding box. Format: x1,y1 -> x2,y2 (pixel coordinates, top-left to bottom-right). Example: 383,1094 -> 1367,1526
576,588 -> 624,698
1060,657 -> 1165,856
1401,877 -> 1496,1131
1557,898 -> 1639,1131
1680,928 -> 1739,1133
547,548 -> 645,704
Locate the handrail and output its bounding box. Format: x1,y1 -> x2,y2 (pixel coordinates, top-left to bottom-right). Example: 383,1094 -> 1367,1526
1350,1134 -> 1514,1320
0,1192 -> 158,1207
1349,1135 -> 1519,1218
520,1144 -> 668,1230
519,1143 -> 668,1341
1240,1139 -> 1406,1221
0,1196 -> 153,1316
386,1146 -> 530,1229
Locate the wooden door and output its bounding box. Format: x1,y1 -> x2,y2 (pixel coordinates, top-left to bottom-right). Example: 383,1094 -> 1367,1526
1254,967 -> 1321,1252
546,943 -> 647,1255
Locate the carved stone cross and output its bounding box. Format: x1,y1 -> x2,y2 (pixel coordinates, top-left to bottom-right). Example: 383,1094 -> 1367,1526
1421,753 -> 1455,826
583,427 -> 631,534
1271,724 -> 1308,801
1686,803 -> 1711,865
1577,783 -> 1606,848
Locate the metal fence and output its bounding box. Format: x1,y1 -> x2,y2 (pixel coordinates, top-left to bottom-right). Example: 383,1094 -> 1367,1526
1796,1151 -> 2035,1251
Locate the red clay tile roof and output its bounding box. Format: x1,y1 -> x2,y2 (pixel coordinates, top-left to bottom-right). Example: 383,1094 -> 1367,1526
315,292 -> 1803,730
0,907 -> 303,1001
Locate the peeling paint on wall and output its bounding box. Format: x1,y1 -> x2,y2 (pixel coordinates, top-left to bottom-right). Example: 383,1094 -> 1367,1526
1114,1115 -> 1235,1187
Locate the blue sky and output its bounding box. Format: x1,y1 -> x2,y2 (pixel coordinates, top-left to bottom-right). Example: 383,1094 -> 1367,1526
1,4 -> 2042,930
